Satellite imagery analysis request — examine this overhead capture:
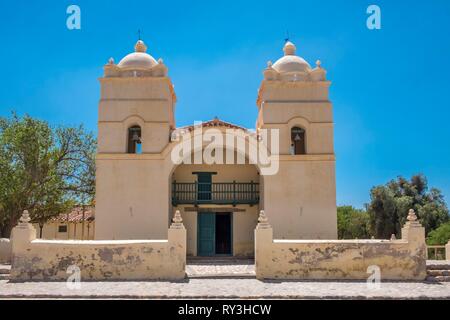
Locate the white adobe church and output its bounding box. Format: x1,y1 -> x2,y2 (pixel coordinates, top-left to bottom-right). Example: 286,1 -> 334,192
95,39 -> 337,257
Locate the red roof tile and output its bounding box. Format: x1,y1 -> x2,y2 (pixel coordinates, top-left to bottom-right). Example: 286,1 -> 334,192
51,207 -> 95,223
178,118 -> 249,132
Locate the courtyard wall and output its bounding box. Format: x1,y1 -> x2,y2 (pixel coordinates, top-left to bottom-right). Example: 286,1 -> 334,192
10,211 -> 186,281
255,210 -> 427,281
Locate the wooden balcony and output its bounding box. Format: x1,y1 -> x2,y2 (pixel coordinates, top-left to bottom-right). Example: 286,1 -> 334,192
172,181 -> 260,206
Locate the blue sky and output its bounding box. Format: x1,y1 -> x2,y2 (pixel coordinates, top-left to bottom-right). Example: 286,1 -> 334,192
0,0 -> 449,208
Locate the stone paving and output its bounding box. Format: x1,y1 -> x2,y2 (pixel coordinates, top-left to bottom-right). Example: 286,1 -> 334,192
1,261 -> 449,299
0,279 -> 449,299
427,260 -> 450,268
186,258 -> 255,278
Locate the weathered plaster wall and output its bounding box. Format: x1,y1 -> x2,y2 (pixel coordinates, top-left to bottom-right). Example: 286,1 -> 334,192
0,239 -> 11,264
10,214 -> 186,281
233,208 -> 258,257
255,211 -> 427,281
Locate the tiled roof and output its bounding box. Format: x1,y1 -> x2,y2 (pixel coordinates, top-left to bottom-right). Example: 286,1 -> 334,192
51,207 -> 95,223
178,117 -> 249,132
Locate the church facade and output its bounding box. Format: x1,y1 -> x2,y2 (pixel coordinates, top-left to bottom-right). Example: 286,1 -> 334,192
95,40 -> 337,257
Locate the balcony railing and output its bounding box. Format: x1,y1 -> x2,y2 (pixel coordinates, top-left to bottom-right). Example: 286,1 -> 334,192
172,181 -> 260,206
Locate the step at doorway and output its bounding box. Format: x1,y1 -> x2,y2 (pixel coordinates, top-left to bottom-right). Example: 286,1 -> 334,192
186,257 -> 255,279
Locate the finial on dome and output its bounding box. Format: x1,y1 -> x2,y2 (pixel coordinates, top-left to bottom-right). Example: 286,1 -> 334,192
283,41 -> 296,56
135,40 -> 147,53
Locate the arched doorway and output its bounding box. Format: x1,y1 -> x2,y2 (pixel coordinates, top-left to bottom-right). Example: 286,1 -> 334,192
171,161 -> 261,257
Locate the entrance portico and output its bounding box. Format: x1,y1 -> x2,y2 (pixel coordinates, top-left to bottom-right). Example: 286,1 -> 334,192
171,161 -> 261,258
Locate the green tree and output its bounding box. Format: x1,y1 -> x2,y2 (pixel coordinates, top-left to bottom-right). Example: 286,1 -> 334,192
427,222 -> 450,245
368,174 -> 449,239
337,206 -> 372,239
0,113 -> 96,238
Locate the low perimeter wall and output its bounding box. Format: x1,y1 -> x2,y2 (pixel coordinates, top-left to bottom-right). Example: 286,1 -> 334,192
255,210 -> 427,281
0,239 -> 11,264
10,211 -> 186,281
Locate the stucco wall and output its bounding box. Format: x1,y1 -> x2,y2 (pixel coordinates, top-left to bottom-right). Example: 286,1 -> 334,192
10,216 -> 186,281
263,158 -> 337,240
260,103 -> 334,155
255,211 -> 427,281
172,163 -> 259,183
0,239 -> 11,264
233,208 -> 259,257
95,158 -> 171,240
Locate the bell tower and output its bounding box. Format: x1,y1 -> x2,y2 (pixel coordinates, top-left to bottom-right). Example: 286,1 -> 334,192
257,41 -> 333,155
98,40 -> 176,155
95,40 -> 177,240
257,41 -> 337,239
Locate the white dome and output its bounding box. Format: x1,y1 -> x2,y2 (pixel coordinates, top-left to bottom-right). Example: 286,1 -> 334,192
118,40 -> 158,69
272,41 -> 311,73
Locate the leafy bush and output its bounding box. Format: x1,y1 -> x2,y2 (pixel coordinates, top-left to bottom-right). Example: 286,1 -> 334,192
427,222 -> 450,245
337,206 -> 372,239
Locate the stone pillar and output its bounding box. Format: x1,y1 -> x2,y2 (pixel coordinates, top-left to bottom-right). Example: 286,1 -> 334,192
10,211 -> 36,279
168,210 -> 186,279
10,211 -> 36,254
401,209 -> 427,279
401,209 -> 425,243
446,241 -> 450,261
255,210 -> 273,280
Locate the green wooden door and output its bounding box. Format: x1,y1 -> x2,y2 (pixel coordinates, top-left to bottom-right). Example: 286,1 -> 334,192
197,173 -> 212,202
197,213 -> 215,256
